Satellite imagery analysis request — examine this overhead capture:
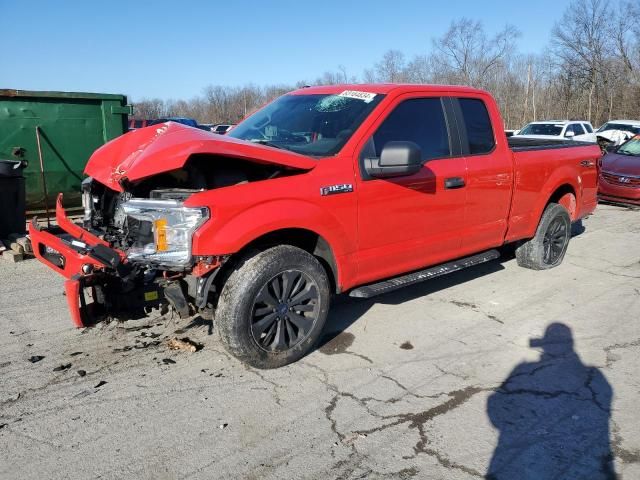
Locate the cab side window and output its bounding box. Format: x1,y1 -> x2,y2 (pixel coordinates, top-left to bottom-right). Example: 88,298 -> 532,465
371,98 -> 450,161
458,98 -> 495,154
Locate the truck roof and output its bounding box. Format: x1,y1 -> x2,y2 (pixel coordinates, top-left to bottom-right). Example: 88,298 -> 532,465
289,83 -> 489,96
603,119 -> 640,126
527,120 -> 592,125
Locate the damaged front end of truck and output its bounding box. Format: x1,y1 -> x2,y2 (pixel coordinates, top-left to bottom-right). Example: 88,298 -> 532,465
29,122 -> 315,327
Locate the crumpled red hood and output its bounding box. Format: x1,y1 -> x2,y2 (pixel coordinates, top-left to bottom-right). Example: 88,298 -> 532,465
85,122 -> 317,191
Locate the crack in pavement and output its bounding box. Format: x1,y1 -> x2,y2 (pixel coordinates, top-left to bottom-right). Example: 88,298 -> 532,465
567,261 -> 640,279
496,367 -> 610,414
434,364 -> 470,381
612,422 -> 640,465
345,383 -> 489,477
352,386 -> 486,475
604,338 -> 640,368
303,358 -> 494,477
447,299 -> 504,325
244,366 -> 283,407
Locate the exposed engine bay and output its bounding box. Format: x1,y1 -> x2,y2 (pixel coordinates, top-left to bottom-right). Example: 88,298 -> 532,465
83,155 -> 287,267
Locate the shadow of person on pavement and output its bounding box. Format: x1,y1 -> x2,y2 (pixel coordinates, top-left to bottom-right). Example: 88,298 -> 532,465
486,323 -> 616,480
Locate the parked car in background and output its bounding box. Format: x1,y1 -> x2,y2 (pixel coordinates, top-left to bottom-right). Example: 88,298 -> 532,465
30,84 -> 600,368
596,120 -> 640,151
212,124 -> 235,135
515,120 -> 597,143
128,119 -> 154,131
598,134 -> 640,206
150,117 -> 199,128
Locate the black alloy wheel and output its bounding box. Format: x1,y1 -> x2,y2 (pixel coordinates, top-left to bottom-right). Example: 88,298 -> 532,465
251,270 -> 321,352
542,216 -> 569,265
215,245 -> 331,368
515,202 -> 572,270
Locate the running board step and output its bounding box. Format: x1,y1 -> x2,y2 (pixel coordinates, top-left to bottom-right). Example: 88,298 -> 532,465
349,249 -> 501,299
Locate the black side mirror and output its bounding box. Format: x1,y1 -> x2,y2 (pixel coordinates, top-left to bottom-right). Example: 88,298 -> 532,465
364,141 -> 422,178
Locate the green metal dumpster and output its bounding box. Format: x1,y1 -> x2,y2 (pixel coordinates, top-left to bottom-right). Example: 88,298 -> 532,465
0,89 -> 131,213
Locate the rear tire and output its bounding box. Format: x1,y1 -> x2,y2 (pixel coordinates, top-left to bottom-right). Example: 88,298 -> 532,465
216,245 -> 330,369
515,203 -> 571,270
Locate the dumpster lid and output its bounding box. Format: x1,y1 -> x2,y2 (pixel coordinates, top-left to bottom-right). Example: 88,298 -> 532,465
0,89 -> 127,102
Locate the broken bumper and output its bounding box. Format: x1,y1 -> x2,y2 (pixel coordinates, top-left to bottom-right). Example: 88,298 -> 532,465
29,194 -> 126,327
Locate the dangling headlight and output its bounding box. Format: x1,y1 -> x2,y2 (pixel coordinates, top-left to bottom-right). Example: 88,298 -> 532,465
121,199 -> 208,268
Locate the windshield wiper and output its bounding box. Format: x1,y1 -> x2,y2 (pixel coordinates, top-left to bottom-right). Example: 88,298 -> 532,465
249,139 -> 286,150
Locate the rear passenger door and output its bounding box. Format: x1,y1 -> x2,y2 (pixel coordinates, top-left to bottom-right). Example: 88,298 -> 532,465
354,94 -> 468,285
452,97 -> 513,254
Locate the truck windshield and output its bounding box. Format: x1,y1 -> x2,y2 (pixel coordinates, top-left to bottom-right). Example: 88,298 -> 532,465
228,93 -> 385,157
519,123 -> 563,136
616,136 -> 640,156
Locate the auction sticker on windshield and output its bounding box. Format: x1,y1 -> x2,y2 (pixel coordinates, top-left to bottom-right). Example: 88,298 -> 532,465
338,90 -> 377,103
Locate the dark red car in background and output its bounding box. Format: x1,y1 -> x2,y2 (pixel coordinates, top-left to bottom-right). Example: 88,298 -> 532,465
599,135 -> 640,206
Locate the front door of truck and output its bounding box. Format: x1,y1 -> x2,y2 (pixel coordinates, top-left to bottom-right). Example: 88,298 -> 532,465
354,95 -> 468,285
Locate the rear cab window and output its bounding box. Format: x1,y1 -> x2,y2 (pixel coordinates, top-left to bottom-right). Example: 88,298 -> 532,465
457,98 -> 495,154
570,123 -> 585,135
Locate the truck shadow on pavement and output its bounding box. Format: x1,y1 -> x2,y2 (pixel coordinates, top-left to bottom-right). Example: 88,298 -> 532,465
319,259 -> 506,350
486,323 -> 616,480
319,218 -> 587,352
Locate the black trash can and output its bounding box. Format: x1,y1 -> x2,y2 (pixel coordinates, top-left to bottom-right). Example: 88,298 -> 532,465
0,159 -> 27,238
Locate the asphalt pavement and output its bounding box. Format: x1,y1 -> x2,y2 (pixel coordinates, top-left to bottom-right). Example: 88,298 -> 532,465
1,203 -> 639,479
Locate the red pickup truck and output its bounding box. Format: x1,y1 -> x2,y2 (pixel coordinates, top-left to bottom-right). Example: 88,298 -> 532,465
30,84 -> 600,368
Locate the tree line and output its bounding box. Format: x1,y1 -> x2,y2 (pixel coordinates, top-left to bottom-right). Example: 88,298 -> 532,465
132,0 -> 640,129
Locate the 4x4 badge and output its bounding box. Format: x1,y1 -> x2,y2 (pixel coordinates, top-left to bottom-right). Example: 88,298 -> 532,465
320,184 -> 354,196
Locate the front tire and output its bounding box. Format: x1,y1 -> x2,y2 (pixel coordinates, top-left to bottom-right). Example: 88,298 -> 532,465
515,203 -> 571,270
216,245 -> 330,369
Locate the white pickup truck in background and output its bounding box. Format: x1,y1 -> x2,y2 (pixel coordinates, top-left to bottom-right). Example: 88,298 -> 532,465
514,120 -> 597,143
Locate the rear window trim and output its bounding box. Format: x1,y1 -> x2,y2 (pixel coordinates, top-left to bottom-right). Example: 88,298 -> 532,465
450,97 -> 497,158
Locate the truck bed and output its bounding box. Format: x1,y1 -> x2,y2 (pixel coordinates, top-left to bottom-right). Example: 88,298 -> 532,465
508,137 -> 595,151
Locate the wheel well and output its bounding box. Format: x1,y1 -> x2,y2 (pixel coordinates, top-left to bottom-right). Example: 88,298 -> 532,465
214,229 -> 339,296
548,184 -> 577,220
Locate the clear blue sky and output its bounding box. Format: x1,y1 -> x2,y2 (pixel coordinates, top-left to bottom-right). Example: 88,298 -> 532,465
1,0 -> 568,101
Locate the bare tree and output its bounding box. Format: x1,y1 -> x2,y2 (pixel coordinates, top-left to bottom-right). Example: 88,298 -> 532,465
552,0 -> 612,122
132,98 -> 170,119
373,50 -> 408,82
431,18 -> 520,87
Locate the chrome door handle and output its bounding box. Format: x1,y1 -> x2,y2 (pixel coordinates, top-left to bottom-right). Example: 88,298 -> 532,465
580,160 -> 596,168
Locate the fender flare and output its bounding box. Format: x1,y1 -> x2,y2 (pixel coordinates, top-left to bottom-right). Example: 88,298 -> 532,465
532,171 -> 580,228
191,199 -> 356,287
